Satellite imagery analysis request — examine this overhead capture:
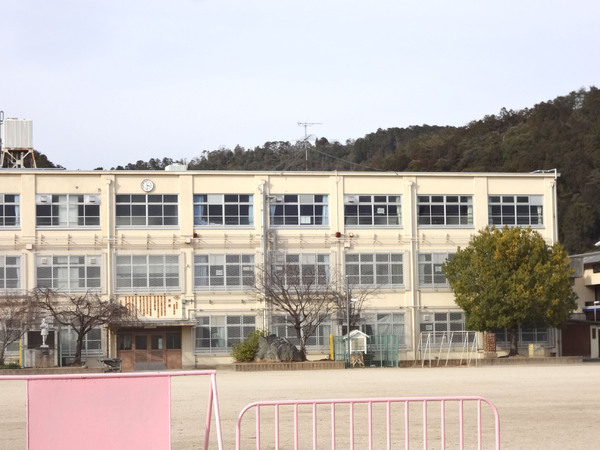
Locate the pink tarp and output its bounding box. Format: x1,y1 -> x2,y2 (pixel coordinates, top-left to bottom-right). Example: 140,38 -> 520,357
28,376 -> 170,449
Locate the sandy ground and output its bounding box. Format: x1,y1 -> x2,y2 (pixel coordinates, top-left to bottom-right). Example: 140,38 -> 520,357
1,362 -> 599,449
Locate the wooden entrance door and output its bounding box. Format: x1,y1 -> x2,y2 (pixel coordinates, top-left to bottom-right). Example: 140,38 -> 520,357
134,333 -> 166,370
117,328 -> 182,371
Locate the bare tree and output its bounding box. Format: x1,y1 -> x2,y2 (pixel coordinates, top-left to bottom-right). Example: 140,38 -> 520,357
0,293 -> 37,365
32,289 -> 137,365
331,278 -> 379,334
253,260 -> 340,361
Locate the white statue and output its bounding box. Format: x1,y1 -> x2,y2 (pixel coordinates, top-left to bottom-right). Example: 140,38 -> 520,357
40,318 -> 49,348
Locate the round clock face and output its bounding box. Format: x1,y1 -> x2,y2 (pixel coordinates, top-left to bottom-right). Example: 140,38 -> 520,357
141,179 -> 155,192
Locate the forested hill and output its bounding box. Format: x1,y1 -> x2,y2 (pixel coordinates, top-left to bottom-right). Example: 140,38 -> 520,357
44,87 -> 600,254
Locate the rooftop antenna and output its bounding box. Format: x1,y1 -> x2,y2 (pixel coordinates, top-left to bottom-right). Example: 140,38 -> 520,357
297,121 -> 322,170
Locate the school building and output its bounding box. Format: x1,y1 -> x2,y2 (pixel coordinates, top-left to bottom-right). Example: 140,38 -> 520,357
0,168 -> 560,369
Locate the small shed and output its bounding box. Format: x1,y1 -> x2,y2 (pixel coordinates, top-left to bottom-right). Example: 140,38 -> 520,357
344,330 -> 369,354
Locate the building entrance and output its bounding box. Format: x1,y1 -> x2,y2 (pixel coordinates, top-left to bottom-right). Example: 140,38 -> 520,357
117,328 -> 182,371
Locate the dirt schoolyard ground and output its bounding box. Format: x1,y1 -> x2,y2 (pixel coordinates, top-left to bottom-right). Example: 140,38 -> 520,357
1,362 -> 598,449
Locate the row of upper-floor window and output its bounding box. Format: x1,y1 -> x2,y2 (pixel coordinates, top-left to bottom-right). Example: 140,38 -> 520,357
0,193 -> 545,229
0,251 -> 455,292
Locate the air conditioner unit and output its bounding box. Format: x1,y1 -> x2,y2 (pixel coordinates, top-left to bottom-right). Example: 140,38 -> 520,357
422,314 -> 433,322
345,195 -> 358,204
88,257 -> 98,265
84,194 -> 98,204
36,195 -> 49,204
40,257 -> 48,265
274,195 -> 284,203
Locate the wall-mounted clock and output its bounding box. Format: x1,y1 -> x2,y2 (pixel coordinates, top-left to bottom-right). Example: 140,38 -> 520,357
141,179 -> 155,192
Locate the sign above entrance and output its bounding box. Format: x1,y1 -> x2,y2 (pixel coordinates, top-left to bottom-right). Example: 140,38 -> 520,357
121,294 -> 183,320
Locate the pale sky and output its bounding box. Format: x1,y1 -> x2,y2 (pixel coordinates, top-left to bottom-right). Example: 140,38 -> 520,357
2,0 -> 598,170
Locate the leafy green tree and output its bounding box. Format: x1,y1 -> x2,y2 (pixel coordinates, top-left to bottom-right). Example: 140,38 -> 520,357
443,227 -> 577,356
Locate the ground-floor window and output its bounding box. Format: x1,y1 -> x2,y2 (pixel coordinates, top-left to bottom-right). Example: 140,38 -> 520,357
194,315 -> 256,353
60,327 -> 102,359
419,311 -> 465,334
271,315 -> 331,348
494,325 -> 551,344
361,312 -> 406,347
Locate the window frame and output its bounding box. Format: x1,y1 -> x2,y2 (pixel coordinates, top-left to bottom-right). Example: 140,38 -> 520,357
35,255 -> 101,292
0,255 -> 20,291
419,311 -> 466,345
115,254 -> 180,292
344,194 -> 402,227
270,252 -> 330,287
60,327 -> 102,357
417,195 -> 473,227
271,315 -> 332,348
494,325 -> 551,345
194,314 -> 256,353
345,253 -> 404,288
115,194 -> 178,228
361,312 -> 406,347
35,194 -> 100,228
193,194 -> 254,227
488,195 -> 544,227
194,253 -> 255,290
269,194 -> 329,227
0,194 -> 20,227
418,252 -> 454,289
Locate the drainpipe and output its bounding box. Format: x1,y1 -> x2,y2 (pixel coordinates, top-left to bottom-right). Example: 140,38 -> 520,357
105,179 -> 113,359
106,179 -> 113,299
407,181 -> 418,356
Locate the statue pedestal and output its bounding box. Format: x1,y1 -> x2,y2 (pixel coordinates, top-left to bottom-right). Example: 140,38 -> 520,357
34,348 -> 55,368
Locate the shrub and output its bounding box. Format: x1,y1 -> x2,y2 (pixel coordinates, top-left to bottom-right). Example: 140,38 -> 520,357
232,329 -> 268,362
0,362 -> 21,369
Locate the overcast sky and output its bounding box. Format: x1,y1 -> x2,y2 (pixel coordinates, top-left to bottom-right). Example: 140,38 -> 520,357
2,1 -> 598,170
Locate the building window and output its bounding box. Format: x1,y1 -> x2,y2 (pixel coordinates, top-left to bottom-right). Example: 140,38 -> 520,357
417,195 -> 473,226
115,194 -> 178,227
36,194 -> 100,227
115,254 -> 179,292
362,312 -> 406,346
195,315 -> 256,352
346,253 -> 404,287
271,253 -> 330,286
494,326 -> 550,344
418,253 -> 454,288
0,194 -> 20,227
193,194 -> 253,226
194,254 -> 255,290
420,311 -> 465,335
269,194 -> 328,226
0,256 -> 20,290
60,327 -> 102,359
36,255 -> 101,292
344,195 -> 401,226
271,315 -> 331,347
488,195 -> 543,226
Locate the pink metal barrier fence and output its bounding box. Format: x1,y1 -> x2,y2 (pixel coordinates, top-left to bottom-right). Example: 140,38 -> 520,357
0,370 -> 223,450
236,396 -> 500,450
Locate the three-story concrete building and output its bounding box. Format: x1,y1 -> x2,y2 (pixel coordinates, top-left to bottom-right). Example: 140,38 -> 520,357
0,168 -> 559,369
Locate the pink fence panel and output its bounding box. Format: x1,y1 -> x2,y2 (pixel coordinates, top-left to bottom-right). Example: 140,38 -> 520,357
236,396 -> 500,450
1,370 -> 223,450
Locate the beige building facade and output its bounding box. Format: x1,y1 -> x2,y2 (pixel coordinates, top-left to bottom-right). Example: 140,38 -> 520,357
0,169 -> 559,368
